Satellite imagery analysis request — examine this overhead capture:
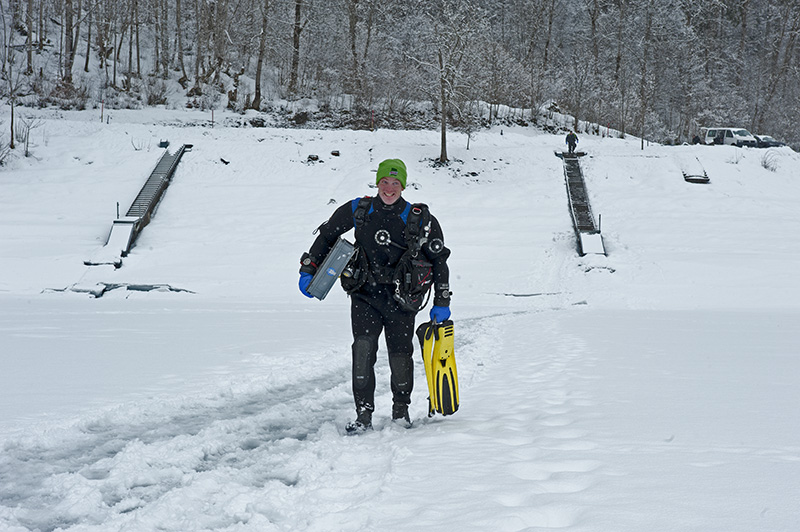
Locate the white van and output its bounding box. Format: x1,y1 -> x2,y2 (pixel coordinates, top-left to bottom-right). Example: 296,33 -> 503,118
700,127 -> 758,147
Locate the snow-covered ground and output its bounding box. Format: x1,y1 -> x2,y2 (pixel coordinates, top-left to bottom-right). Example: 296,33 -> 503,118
2,107 -> 799,532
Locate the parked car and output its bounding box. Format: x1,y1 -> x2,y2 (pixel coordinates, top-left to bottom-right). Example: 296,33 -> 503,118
754,135 -> 786,148
699,127 -> 758,147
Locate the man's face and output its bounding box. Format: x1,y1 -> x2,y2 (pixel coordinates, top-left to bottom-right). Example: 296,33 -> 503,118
378,177 -> 404,205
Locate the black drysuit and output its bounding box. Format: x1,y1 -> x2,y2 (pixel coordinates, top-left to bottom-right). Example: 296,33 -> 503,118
300,195 -> 451,412
566,132 -> 578,153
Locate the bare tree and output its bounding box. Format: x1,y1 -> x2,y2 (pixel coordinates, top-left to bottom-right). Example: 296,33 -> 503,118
176,0 -> 188,85
211,0 -> 229,83
111,3 -> 119,87
612,0 -> 626,82
127,0 -> 137,88
3,0 -> 800,148
158,0 -> 169,77
153,0 -> 164,77
25,0 -> 33,74
412,0 -> 485,162
636,0 -> 654,149
344,0 -> 382,102
190,0 -> 209,95
252,0 -> 270,109
582,0 -> 605,66
135,0 -> 141,75
752,2 -> 800,132
3,33 -> 26,151
509,0 -> 556,121
736,0 -> 750,86
84,0 -> 92,72
563,39 -> 593,131
478,38 -> 525,123
17,115 -> 43,156
288,0 -> 311,96
37,0 -> 45,52
541,0 -> 558,70
8,0 -> 22,34
63,0 -> 75,83
71,0 -> 83,70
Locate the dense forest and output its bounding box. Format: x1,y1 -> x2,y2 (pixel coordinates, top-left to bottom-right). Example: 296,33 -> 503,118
2,0 -> 799,149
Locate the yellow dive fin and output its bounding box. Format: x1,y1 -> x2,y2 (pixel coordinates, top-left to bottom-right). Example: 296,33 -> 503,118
415,319 -> 459,416
418,322 -> 437,415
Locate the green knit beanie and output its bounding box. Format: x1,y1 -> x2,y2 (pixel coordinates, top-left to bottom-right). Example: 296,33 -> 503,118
376,159 -> 407,189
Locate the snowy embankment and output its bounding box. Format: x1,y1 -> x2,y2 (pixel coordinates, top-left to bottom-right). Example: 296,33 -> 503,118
1,108 -> 799,532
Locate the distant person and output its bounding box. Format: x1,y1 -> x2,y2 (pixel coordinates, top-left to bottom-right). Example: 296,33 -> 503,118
692,135 -> 701,145
566,130 -> 579,154
298,159 -> 452,433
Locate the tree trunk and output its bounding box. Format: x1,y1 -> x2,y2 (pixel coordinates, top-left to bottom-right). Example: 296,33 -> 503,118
438,50 -> 448,163
63,0 -> 74,83
38,0 -> 44,52
9,60 -> 15,150
586,0 -> 600,66
10,101 -> 15,150
289,0 -> 303,95
439,79 -> 448,162
193,0 -> 202,90
347,0 -> 362,95
252,0 -> 270,109
115,24 -> 128,63
112,15 -> 118,87
614,0 -> 627,134
737,0 -> 749,86
639,2 -> 653,150
160,0 -> 169,77
84,2 -> 92,72
153,0 -> 161,77
96,2 -> 105,71
25,0 -> 33,74
135,0 -> 141,77
211,0 -> 228,84
614,0 -> 628,82
754,6 -> 800,131
128,1 -> 135,85
542,0 -> 556,70
176,0 -> 188,82
9,0 -> 21,34
71,0 -> 82,68
427,1 -> 476,163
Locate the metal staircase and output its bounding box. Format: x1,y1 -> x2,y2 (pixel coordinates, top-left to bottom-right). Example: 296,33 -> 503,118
127,144 -> 189,224
85,144 -> 192,267
556,152 -> 606,256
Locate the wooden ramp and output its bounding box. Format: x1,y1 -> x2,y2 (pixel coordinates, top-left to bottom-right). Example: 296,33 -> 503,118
555,152 -> 606,256
86,144 -> 192,267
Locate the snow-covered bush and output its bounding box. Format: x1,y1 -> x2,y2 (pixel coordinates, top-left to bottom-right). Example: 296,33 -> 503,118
761,150 -> 778,172
143,77 -> 168,106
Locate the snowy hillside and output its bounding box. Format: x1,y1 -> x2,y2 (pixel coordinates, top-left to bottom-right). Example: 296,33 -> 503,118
1,107 -> 799,532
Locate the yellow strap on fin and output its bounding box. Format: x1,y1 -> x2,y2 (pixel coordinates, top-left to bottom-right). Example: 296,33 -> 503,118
416,322 -> 437,416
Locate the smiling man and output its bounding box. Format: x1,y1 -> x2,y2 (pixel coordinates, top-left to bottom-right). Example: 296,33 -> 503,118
298,158 -> 451,433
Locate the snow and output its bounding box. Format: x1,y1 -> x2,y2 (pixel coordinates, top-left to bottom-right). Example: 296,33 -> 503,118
85,217 -> 137,267
578,233 -> 605,255
1,106 -> 800,532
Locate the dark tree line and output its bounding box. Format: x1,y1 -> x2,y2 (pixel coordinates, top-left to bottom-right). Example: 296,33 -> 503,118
3,0 -> 800,149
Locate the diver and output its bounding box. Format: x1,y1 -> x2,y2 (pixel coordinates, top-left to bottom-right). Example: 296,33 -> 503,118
566,130 -> 579,154
298,159 -> 452,433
